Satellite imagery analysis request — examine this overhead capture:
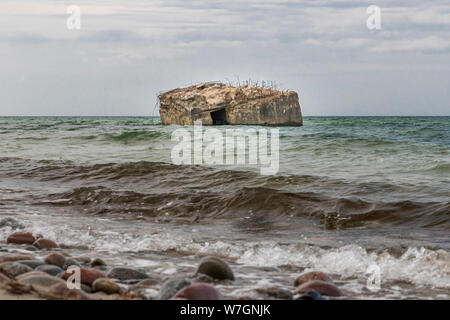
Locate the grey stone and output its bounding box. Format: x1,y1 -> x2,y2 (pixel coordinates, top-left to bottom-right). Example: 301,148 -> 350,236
196,256 -> 234,281
107,267 -> 150,283
16,260 -> 45,269
90,258 -> 106,267
295,290 -> 325,300
0,261 -> 33,278
36,264 -> 64,276
18,274 -> 65,288
158,279 -> 192,300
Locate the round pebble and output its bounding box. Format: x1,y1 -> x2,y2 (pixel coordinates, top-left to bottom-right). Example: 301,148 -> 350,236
18,274 -> 65,288
60,267 -> 105,286
33,238 -> 59,249
92,278 -> 121,294
294,280 -> 343,297
0,262 -> 33,278
16,271 -> 49,280
174,283 -> 222,300
16,260 -> 45,269
296,290 -> 325,300
196,256 -> 234,281
36,264 -> 64,277
0,253 -> 33,263
90,258 -> 106,267
158,279 -> 192,300
6,232 -> 36,245
44,253 -> 66,269
107,267 -> 150,283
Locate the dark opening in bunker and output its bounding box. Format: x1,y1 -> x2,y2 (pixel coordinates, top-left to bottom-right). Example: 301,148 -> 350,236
211,109 -> 228,125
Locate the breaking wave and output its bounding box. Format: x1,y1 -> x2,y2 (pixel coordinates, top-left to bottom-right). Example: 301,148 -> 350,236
1,158 -> 447,231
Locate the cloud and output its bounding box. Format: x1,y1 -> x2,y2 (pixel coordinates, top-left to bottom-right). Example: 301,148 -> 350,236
1,0 -> 450,116
369,36 -> 450,53
0,2 -> 124,15
77,30 -> 151,43
1,33 -> 53,44
304,37 -> 370,48
389,5 -> 450,26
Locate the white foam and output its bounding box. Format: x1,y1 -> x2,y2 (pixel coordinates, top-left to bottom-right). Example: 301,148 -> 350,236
237,243 -> 450,289
3,215 -> 449,292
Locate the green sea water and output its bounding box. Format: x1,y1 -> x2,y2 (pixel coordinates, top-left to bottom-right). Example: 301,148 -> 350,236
0,116 -> 449,299
0,116 -> 448,203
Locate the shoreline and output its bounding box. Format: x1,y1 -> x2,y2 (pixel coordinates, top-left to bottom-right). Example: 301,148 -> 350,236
0,231 -> 343,301
1,216 -> 449,300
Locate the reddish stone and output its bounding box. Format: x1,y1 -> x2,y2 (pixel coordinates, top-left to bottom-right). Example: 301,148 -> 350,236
44,253 -> 66,269
47,283 -> 91,300
174,283 -> 222,300
0,253 -> 33,263
294,271 -> 333,287
6,232 -> 36,245
294,280 -> 344,297
33,238 -> 59,249
60,267 -> 105,286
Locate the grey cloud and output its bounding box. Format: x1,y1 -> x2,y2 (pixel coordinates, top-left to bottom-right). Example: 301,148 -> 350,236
77,30 -> 152,43
1,33 -> 54,44
1,0 -> 450,116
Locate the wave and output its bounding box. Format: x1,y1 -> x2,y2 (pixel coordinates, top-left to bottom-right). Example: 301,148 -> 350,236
429,163 -> 450,173
295,131 -> 448,147
1,157 -> 448,231
103,130 -> 169,144
15,137 -> 49,141
33,186 -> 449,231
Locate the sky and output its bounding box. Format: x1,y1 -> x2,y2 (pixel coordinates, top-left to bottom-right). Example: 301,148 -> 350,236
1,0 -> 449,116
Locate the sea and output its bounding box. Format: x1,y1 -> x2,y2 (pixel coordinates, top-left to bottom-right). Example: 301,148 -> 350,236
0,116 -> 448,299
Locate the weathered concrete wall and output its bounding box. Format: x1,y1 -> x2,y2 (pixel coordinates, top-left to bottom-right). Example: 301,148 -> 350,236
158,82 -> 303,126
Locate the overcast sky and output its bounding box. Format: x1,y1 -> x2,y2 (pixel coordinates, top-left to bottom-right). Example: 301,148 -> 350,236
1,0 -> 449,116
